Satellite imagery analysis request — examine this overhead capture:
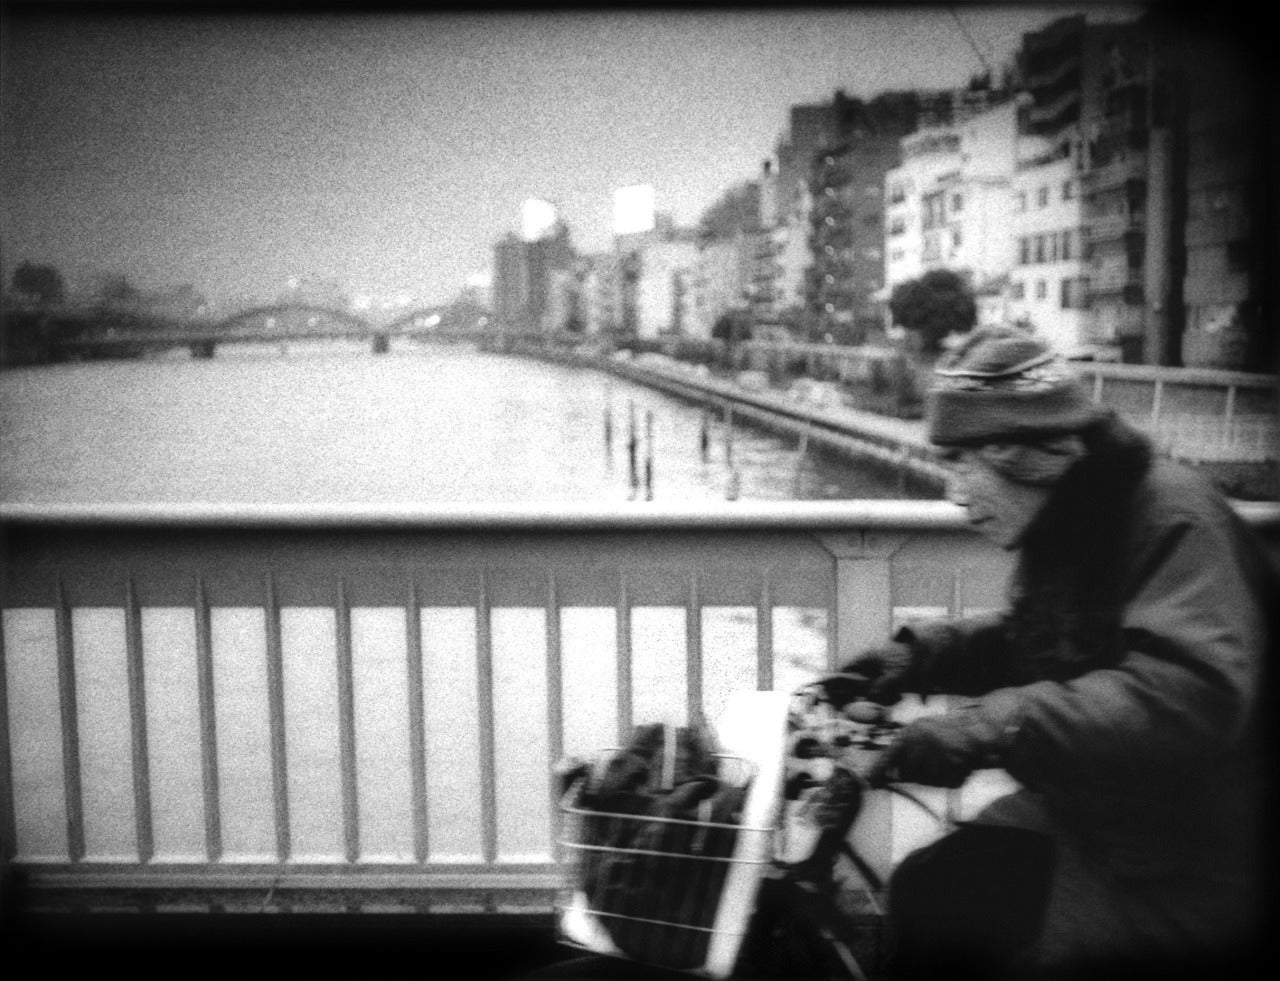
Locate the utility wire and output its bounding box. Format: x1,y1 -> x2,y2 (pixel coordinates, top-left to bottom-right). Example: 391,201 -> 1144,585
949,4 -> 994,79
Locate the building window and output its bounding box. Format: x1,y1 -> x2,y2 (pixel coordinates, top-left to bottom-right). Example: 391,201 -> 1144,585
1060,277 -> 1073,309
923,193 -> 946,230
1063,180 -> 1075,201
1038,186 -> 1050,208
1226,240 -> 1252,275
1061,230 -> 1073,261
1048,234 -> 1058,263
951,193 -> 963,213
1017,191 -> 1027,212
1011,280 -> 1026,300
1034,236 -> 1045,263
1036,279 -> 1047,300
1019,237 -> 1031,265
952,228 -> 962,248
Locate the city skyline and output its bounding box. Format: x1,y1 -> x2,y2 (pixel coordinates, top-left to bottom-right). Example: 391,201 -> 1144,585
2,4 -> 1145,310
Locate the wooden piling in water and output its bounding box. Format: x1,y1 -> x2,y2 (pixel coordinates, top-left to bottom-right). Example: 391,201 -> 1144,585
644,411 -> 654,500
627,400 -> 638,490
724,406 -> 734,468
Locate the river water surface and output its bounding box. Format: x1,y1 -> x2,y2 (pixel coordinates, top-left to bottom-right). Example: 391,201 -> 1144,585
0,341 -> 924,504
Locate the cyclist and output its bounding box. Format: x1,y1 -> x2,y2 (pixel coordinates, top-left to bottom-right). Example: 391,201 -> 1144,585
832,326 -> 1275,980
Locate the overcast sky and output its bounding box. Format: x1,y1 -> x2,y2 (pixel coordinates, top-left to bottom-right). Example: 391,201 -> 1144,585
1,3 -> 1146,310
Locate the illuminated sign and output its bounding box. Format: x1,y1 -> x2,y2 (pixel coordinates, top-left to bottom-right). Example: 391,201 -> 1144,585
521,198 -> 558,242
613,184 -> 656,236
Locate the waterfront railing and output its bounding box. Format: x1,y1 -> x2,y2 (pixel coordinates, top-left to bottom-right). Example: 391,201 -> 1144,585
2,501 -> 1278,910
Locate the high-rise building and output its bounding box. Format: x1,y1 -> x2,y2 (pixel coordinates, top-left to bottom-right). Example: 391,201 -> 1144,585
492,233 -> 528,331
582,251 -> 622,335
808,91 -> 973,343
634,233 -> 700,339
773,102 -> 842,229
1014,13 -> 1154,359
1017,10 -> 1271,368
1008,130 -> 1092,354
690,234 -> 752,340
1159,20 -> 1272,371
490,221 -> 575,334
1073,20 -> 1157,360
885,127 -> 963,291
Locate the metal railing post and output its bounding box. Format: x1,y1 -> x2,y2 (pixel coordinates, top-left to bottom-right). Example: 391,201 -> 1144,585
814,531 -> 909,669
814,530 -> 911,883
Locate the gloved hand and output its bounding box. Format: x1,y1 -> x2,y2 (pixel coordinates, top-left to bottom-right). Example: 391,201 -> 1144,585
838,640 -> 917,705
865,712 -> 1000,789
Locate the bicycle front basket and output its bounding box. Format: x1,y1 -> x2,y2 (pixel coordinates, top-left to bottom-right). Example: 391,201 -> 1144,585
557,753 -> 776,977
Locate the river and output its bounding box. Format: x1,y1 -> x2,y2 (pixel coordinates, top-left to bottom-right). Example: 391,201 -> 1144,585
0,340 -> 929,505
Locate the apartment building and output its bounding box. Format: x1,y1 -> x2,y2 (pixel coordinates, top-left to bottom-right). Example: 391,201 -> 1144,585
808,138 -> 896,341
806,92 -> 938,342
885,127 -> 962,290
582,251 -> 622,335
883,97 -> 1020,335
689,234 -> 751,340
773,102 -> 842,231
757,156 -> 811,328
633,234 -> 700,339
949,99 -> 1020,290
541,264 -> 589,334
1172,29 -> 1270,370
1007,134 -> 1092,353
490,224 -> 574,333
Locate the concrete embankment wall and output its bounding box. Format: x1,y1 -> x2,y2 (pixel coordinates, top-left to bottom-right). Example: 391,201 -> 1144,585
498,341 -> 1279,502
508,343 -> 948,496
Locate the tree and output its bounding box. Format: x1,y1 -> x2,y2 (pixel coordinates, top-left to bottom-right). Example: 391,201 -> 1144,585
99,274 -> 142,307
711,307 -> 751,342
888,269 -> 977,355
11,262 -> 66,305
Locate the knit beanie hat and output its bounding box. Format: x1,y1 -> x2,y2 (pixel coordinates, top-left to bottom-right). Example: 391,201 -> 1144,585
927,326 -> 1104,446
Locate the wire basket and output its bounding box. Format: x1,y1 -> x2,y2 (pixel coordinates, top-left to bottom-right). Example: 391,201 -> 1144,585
556,753 -> 778,977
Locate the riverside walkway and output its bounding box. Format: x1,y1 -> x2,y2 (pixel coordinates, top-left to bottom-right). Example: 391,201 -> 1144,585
514,341 -> 1277,500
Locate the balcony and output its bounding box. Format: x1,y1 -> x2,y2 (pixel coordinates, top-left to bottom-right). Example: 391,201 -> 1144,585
1027,89 -> 1080,129
1083,154 -> 1148,191
1086,210 -> 1146,241
1184,211 -> 1252,248
1027,50 -> 1081,91
1089,257 -> 1144,296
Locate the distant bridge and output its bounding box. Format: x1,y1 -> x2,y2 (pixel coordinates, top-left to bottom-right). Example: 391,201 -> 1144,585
1,302 -> 487,360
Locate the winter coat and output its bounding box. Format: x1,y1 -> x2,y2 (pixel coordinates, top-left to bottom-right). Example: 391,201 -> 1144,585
896,414 -> 1275,964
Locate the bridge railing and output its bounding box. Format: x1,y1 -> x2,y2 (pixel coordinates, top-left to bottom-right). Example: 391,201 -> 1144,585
2,501 -> 1277,910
